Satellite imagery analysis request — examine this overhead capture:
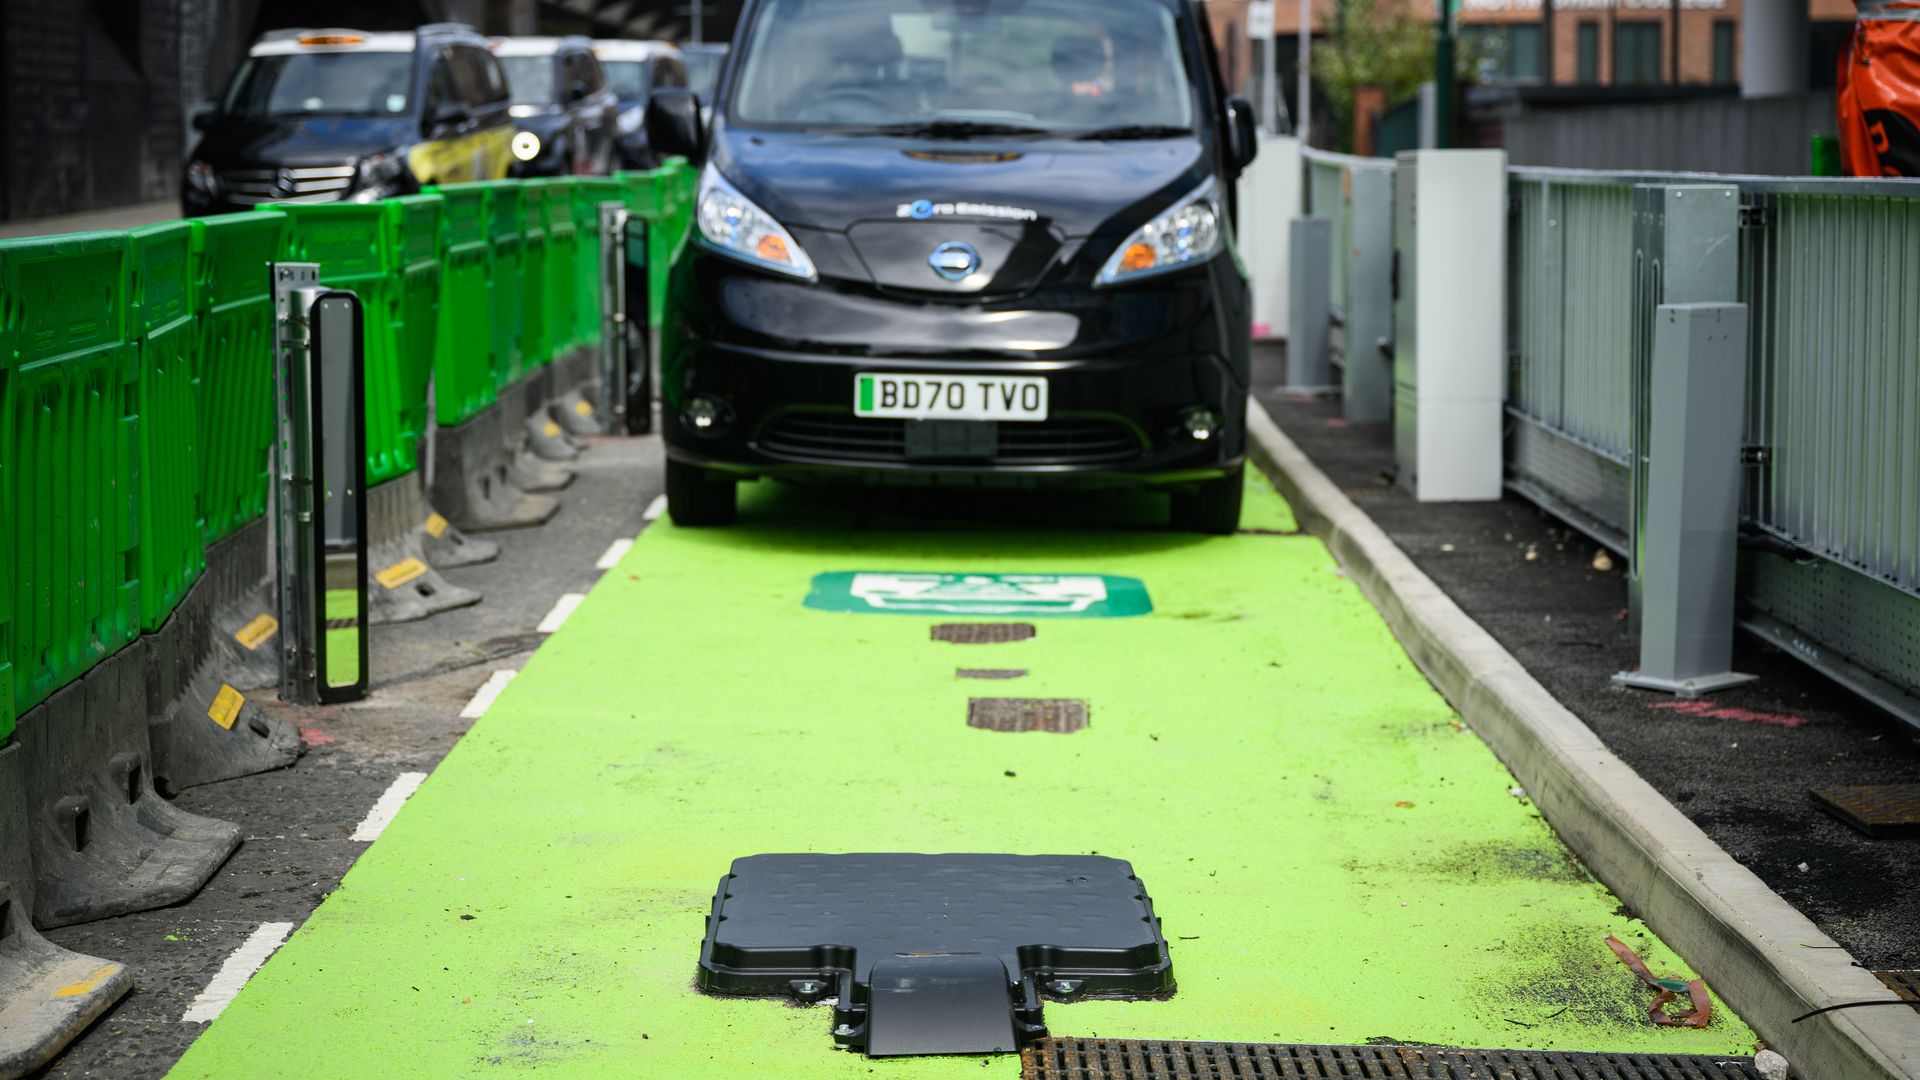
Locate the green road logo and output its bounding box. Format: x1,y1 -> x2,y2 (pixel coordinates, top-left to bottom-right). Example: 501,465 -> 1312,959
805,572 -> 1151,617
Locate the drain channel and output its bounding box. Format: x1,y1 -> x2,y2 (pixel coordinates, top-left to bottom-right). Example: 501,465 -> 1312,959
1022,1039 -> 1759,1079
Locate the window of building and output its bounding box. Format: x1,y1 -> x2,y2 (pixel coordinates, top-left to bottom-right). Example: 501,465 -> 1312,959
1576,23 -> 1599,84
1462,24 -> 1544,83
1711,21 -> 1736,84
1614,23 -> 1661,86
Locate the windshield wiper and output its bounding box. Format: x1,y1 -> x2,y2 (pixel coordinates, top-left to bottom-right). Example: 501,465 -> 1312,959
862,119 -> 1050,139
1070,124 -> 1192,141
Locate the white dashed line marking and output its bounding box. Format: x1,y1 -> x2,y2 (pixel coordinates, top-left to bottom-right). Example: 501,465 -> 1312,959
536,593 -> 586,633
596,538 -> 634,570
349,772 -> 428,842
460,669 -> 517,719
643,494 -> 666,521
180,922 -> 295,1024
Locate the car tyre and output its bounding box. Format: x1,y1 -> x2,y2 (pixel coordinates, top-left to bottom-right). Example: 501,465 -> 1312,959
1170,464 -> 1244,535
666,459 -> 736,526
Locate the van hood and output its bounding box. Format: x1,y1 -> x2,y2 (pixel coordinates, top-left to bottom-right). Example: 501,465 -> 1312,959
192,116 -> 415,167
714,128 -> 1206,241
713,128 -> 1207,297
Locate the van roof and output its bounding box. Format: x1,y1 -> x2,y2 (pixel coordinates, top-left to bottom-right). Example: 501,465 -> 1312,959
489,35 -> 593,58
251,30 -> 415,56
593,39 -> 680,62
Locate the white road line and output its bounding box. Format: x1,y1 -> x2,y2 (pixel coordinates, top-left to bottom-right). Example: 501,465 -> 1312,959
642,494 -> 666,521
596,537 -> 634,570
180,922 -> 295,1024
349,772 -> 428,843
459,669 -> 517,719
537,592 -> 586,633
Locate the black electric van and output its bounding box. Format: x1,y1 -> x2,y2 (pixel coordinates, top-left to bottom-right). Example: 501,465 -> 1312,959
644,0 -> 1258,532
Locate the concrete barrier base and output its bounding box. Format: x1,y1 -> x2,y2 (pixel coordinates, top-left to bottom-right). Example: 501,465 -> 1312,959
367,472 -> 484,625
549,346 -> 606,437
204,520 -> 281,692
429,404 -> 558,533
17,650 -> 241,929
0,743 -> 133,1079
147,574 -> 301,794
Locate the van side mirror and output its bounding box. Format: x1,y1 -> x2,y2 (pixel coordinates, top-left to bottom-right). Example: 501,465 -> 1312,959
645,88 -> 704,163
1224,96 -> 1258,175
191,104 -> 216,131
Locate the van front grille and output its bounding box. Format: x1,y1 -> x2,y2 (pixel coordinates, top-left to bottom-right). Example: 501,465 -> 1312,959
220,165 -> 356,205
755,412 -> 1143,466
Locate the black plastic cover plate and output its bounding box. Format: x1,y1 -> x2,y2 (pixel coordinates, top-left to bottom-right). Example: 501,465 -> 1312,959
867,954 -> 1018,1057
696,853 -> 1173,1056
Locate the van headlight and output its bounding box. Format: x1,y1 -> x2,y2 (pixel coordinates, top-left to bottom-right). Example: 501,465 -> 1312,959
1094,177 -> 1223,287
351,151 -> 408,202
696,164 -> 816,281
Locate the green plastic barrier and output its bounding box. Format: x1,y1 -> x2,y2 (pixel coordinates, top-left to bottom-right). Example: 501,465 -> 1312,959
387,194 -> 444,454
0,232 -> 140,720
571,177 -> 624,352
537,178 -> 579,358
520,181 -> 550,371
484,182 -> 527,390
424,183 -> 497,428
129,221 -> 204,630
270,202 -> 415,485
190,210 -> 285,546
642,160 -> 696,320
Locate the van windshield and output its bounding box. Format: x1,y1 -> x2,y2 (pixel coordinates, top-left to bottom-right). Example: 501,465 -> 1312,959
730,0 -> 1194,134
225,52 -> 414,118
499,56 -> 558,106
602,60 -> 653,102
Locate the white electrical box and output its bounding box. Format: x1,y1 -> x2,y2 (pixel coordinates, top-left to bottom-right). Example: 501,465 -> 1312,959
1392,149 -> 1506,502
1237,133 -> 1300,340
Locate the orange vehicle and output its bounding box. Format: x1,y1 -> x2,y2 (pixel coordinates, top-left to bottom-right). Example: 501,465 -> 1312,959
1838,3 -> 1920,177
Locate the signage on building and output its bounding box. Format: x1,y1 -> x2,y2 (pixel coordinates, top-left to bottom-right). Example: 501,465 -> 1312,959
1248,0 -> 1275,39
1461,0 -> 1726,9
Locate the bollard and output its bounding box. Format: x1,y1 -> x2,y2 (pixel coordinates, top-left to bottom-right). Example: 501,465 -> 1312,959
1284,216 -> 1335,393
1343,166 -> 1394,424
0,741 -> 133,1076
1613,304 -> 1757,697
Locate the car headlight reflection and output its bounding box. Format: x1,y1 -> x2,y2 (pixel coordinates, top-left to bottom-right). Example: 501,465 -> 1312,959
1094,177 -> 1223,287
696,163 -> 817,281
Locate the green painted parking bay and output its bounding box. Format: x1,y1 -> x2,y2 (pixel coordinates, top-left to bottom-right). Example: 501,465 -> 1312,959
170,474 -> 1755,1077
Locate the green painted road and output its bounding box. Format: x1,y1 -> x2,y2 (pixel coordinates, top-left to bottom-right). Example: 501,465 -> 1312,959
170,472 -> 1755,1077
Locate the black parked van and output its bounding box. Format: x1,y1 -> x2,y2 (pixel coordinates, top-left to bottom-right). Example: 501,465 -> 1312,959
645,0 -> 1258,532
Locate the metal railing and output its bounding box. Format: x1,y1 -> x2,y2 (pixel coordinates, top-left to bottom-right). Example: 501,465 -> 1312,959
1495,165 -> 1920,722
1301,146 -> 1392,327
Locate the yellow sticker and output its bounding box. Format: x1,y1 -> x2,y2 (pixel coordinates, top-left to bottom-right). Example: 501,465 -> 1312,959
53,964 -> 122,998
234,613 -> 279,651
208,684 -> 244,730
375,558 -> 428,589
424,512 -> 448,538
542,421 -> 562,438
573,399 -> 594,417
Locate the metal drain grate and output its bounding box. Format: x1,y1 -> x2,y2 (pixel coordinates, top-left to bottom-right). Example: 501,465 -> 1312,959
933,623 -> 1037,644
1023,1039 -> 1759,1080
969,698 -> 1088,733
958,669 -> 1029,680
1810,784 -> 1920,837
1879,970 -> 1920,1001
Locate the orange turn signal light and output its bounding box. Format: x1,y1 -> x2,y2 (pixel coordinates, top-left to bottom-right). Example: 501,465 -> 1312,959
1118,243 -> 1156,274
756,234 -> 791,264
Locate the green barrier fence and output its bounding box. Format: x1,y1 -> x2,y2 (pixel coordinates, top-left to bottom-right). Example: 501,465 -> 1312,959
427,183 -> 497,429
536,178 -> 580,359
0,232 -> 141,721
129,221 -> 204,630
191,210 -> 285,546
388,195 -> 444,453
484,182 -> 527,392
520,181 -> 550,371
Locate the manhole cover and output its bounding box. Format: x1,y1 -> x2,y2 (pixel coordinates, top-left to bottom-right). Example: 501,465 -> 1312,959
1810,784 -> 1920,837
1022,1039 -> 1758,1079
934,623 -> 1036,644
1879,970 -> 1920,1001
970,699 -> 1088,733
959,669 -> 1029,680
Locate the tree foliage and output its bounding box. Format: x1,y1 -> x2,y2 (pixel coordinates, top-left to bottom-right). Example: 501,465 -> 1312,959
1307,0 -> 1477,151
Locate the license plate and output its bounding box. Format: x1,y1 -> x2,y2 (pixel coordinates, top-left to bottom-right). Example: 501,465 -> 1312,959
853,373 -> 1047,422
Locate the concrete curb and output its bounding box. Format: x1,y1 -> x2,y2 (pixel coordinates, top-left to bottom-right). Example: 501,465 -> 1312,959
1246,400 -> 1920,1079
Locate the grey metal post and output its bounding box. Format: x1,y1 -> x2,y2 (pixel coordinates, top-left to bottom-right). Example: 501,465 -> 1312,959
1285,216 -> 1334,393
1741,0 -> 1809,99
1343,167 -> 1393,423
273,265 -> 323,705
1613,304 -> 1756,697
598,202 -> 630,429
